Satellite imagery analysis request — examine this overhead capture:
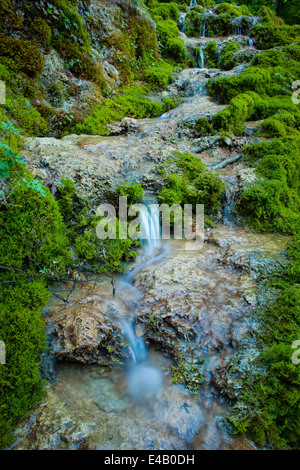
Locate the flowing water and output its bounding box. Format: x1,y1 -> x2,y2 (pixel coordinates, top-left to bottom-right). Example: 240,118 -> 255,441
12,57 -> 291,450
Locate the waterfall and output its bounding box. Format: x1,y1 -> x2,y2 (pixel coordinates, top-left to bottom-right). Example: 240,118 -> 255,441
200,20 -> 206,38
248,38 -> 253,47
179,13 -> 187,34
232,17 -> 242,35
119,200 -> 163,399
122,320 -> 147,364
138,203 -> 161,256
190,0 -> 197,8
199,19 -> 206,69
199,47 -> 205,68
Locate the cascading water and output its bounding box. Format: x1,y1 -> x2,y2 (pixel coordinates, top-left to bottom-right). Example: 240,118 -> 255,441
200,20 -> 206,38
198,20 -> 206,68
232,16 -> 242,35
138,203 -> 161,256
199,47 -> 205,68
190,0 -> 197,8
119,201 -> 164,400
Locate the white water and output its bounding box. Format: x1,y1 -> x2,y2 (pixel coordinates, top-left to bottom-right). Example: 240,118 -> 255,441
119,201 -> 164,400
138,203 -> 161,255
199,20 -> 206,68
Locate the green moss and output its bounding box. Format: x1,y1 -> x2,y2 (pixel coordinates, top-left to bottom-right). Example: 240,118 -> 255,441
141,61 -> 174,89
74,217 -> 140,272
207,61 -> 299,104
252,23 -> 300,50
158,151 -> 225,216
0,178 -> 70,274
212,91 -> 258,134
172,362 -> 204,394
156,18 -> 180,59
235,137 -> 300,234
259,117 -> 288,138
258,5 -> 285,26
4,91 -> 48,137
229,236 -> 300,449
218,42 -> 241,70
72,84 -> 166,135
215,2 -> 243,17
252,49 -> 288,68
0,0 -> 11,16
179,3 -> 188,13
194,5 -> 204,13
117,182 -> 144,205
0,62 -> 12,83
283,44 -> 300,62
205,40 -> 218,68
0,34 -> 44,78
164,37 -> 188,62
0,278 -> 49,449
195,116 -> 213,135
57,177 -> 77,221
31,17 -> 52,48
185,10 -> 203,37
151,2 -> 180,22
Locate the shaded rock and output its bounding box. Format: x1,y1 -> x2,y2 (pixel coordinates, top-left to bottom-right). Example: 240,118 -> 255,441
44,278 -> 124,365
108,118 -> 139,136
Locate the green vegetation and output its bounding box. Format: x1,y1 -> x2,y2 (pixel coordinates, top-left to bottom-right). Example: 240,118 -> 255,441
185,10 -> 204,37
0,279 -> 49,449
216,2 -> 249,17
158,151 -> 226,217
172,362 -> 204,393
206,45 -> 300,235
228,236 -> 300,449
0,120 -> 142,446
236,137 -> 300,233
205,41 -> 218,68
0,121 -> 69,447
0,34 -> 44,79
149,1 -> 180,22
0,0 -> 300,452
218,41 -> 241,70
71,84 -> 176,135
252,23 -> 300,50
216,0 -> 300,24
117,182 -> 144,205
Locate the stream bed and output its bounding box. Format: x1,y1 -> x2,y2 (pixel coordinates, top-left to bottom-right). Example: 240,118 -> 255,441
14,60 -> 291,450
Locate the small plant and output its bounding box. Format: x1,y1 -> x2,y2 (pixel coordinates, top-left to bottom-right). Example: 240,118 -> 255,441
172,362 -> 204,394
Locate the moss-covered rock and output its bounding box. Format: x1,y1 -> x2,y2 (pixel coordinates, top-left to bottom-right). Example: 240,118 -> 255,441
0,34 -> 44,78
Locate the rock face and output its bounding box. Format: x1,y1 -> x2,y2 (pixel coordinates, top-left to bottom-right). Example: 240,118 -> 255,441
40,225 -> 289,386
13,20 -> 289,448
11,223 -> 288,451
43,276 -> 127,366
25,67 -> 228,209
134,228 -> 289,364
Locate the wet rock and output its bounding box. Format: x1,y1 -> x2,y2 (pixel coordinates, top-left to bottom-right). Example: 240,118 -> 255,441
212,346 -> 260,400
193,136 -> 222,153
108,118 -> 139,136
10,388 -> 95,450
24,134 -> 169,208
43,278 -> 125,365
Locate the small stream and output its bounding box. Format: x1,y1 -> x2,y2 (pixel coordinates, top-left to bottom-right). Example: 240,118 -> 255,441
12,60 -> 291,450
